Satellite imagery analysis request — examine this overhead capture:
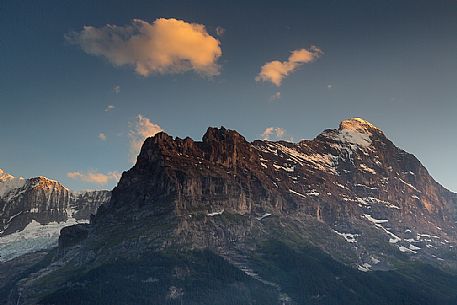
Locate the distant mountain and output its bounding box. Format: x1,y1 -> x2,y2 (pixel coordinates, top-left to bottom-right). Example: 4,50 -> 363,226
0,170 -> 110,261
3,118 -> 457,305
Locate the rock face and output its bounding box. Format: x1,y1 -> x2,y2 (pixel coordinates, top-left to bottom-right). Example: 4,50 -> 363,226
0,172 -> 110,261
4,119 -> 457,305
58,224 -> 89,249
97,119 -> 457,267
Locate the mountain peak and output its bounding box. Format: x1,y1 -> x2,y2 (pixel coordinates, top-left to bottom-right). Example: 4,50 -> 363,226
0,169 -> 14,181
0,170 -> 26,198
202,126 -> 246,143
339,118 -> 380,133
30,175 -> 66,186
316,118 -> 384,148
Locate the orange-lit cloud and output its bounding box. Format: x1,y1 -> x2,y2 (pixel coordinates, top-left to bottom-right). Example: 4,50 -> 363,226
261,127 -> 293,141
129,114 -> 163,163
66,18 -> 222,77
256,46 -> 322,86
67,170 -> 121,185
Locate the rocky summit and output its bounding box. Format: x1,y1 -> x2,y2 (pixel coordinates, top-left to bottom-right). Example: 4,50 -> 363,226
3,118 -> 457,305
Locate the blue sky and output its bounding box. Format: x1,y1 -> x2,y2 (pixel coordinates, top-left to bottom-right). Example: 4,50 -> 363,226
1,0 -> 456,191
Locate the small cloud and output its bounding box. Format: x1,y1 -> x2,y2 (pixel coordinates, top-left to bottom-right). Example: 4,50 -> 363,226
215,26 -> 225,36
113,85 -> 121,94
66,18 -> 222,77
98,132 -> 107,141
104,105 -> 115,112
327,84 -> 333,89
67,170 -> 121,185
256,46 -> 322,86
129,114 -> 163,163
261,127 -> 293,141
270,91 -> 281,101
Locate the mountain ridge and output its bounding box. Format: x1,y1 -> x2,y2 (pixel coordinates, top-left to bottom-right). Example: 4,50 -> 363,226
0,171 -> 110,262
94,118 -> 457,270
3,118 -> 457,305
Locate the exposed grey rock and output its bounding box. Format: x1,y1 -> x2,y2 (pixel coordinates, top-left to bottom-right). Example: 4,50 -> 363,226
0,176 -> 110,236
4,118 -> 457,304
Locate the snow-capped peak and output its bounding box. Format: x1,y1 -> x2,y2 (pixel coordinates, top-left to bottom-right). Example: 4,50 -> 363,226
339,118 -> 380,133
0,169 -> 26,198
0,169 -> 15,181
324,118 -> 384,148
315,118 -> 380,148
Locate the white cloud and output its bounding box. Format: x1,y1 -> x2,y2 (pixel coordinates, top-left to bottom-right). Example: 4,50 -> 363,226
256,46 -> 322,86
261,127 -> 293,141
270,91 -> 281,101
66,18 -> 222,77
129,114 -> 163,163
67,170 -> 121,185
215,26 -> 225,36
104,105 -> 115,112
113,85 -> 121,94
98,132 -> 107,141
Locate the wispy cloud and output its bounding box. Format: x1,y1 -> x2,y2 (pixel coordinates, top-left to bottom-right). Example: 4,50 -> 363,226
66,18 -> 222,77
215,26 -> 225,36
256,46 -> 322,86
270,91 -> 281,101
98,132 -> 107,141
261,127 -> 293,141
67,170 -> 121,185
104,105 -> 115,112
113,85 -> 121,94
129,114 -> 163,163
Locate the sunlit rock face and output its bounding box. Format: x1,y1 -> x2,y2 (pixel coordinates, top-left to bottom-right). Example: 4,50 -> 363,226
95,118 -> 457,269
0,172 -> 110,261
339,117 -> 380,132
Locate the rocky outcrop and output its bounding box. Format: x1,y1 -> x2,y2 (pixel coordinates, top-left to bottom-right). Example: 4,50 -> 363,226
59,224 -> 89,249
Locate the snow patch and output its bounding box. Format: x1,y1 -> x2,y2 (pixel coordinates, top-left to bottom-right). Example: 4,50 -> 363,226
364,214 -> 388,224
289,189 -> 319,198
207,209 -> 224,216
359,164 -> 377,175
357,264 -> 370,272
256,213 -> 272,221
259,143 -> 338,175
363,214 -> 402,244
356,197 -> 400,209
409,244 -> 421,251
333,230 -> 358,243
397,177 -> 421,193
399,246 -> 416,253
272,164 -> 294,172
371,257 -> 380,264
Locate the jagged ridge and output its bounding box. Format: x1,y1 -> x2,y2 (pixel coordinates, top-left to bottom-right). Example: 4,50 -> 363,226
92,118 -> 457,270
4,118 -> 457,304
0,172 -> 110,261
